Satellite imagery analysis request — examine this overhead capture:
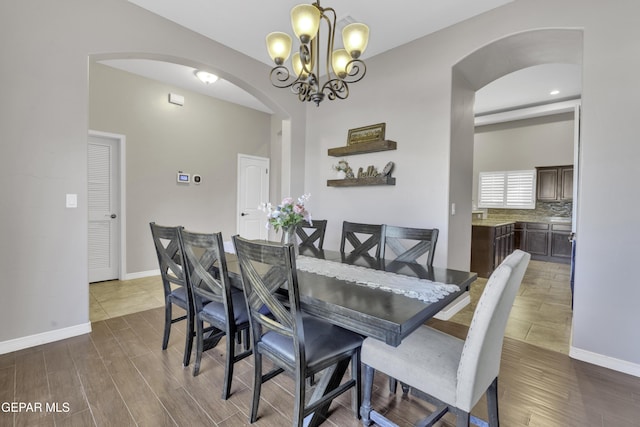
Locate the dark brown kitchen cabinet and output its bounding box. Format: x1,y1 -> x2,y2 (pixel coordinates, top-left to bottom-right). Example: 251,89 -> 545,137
550,224 -> 572,258
471,223 -> 514,278
537,165 -> 573,201
515,221 -> 572,264
524,222 -> 550,256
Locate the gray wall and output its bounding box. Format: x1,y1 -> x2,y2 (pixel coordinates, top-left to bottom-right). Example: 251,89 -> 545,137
473,113 -> 575,204
89,63 -> 271,273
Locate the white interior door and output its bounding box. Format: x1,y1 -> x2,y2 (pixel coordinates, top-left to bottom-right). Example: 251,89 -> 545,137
88,134 -> 120,282
237,154 -> 270,240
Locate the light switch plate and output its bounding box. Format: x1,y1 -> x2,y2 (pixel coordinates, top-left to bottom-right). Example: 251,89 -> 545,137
66,193 -> 78,208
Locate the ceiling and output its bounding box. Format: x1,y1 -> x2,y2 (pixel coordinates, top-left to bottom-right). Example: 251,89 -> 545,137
98,0 -> 581,115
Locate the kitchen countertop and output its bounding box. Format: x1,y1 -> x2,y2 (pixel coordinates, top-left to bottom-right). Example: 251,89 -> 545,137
472,219 -> 516,227
472,217 -> 572,227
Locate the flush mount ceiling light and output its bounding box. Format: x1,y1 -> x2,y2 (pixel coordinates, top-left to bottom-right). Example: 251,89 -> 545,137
266,1 -> 369,106
194,70 -> 218,84
550,89 -> 560,95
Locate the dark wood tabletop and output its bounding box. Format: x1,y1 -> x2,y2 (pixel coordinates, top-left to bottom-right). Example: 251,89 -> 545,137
225,246 -> 477,347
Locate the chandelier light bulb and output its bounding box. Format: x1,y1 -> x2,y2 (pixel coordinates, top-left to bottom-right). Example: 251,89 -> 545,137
342,23 -> 369,58
266,32 -> 292,65
331,49 -> 352,78
291,4 -> 321,43
292,52 -> 309,79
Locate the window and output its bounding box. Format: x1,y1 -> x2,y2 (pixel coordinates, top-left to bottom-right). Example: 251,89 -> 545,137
478,170 -> 536,209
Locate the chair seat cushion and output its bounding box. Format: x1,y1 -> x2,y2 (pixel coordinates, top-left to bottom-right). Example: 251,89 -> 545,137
260,315 -> 363,371
169,286 -> 188,308
361,325 -> 464,406
200,291 -> 249,325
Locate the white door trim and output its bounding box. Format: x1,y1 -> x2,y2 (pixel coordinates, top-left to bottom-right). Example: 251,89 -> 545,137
237,154 -> 270,239
88,130 -> 127,280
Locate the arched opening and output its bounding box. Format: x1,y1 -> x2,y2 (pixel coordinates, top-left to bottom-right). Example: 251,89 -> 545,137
448,28 -> 583,352
87,52 -> 293,320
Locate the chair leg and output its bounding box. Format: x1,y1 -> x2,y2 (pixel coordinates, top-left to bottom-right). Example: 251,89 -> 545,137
250,351 -> 263,423
183,312 -> 194,367
352,351 -> 362,418
360,364 -> 375,426
192,317 -> 204,376
389,377 -> 397,393
222,328 -> 235,400
453,408 -> 470,427
293,370 -> 306,427
162,300 -> 172,350
486,377 -> 499,427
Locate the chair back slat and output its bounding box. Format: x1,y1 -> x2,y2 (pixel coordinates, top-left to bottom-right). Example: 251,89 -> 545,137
340,221 -> 384,257
233,236 -> 299,339
383,225 -> 439,266
149,222 -> 187,295
295,219 -> 327,249
178,229 -> 229,311
456,249 -> 530,410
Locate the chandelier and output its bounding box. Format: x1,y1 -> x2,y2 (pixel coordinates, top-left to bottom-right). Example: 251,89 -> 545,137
265,2 -> 369,106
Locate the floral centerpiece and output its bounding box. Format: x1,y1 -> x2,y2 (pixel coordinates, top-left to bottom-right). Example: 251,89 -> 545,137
259,194 -> 312,248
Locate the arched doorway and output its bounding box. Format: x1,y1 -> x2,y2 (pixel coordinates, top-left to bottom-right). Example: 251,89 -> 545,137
448,29 -> 583,353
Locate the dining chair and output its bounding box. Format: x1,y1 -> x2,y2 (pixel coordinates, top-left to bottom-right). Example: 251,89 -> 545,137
178,229 -> 252,399
232,235 -> 363,427
383,225 -> 439,266
295,219 -> 327,249
360,249 -> 530,427
340,221 -> 384,257
149,222 -> 194,367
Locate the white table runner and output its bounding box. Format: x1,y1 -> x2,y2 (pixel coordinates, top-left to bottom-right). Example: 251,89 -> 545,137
296,256 -> 459,303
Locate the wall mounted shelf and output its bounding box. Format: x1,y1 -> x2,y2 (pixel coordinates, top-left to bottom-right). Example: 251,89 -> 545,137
327,176 -> 396,187
328,140 -> 397,157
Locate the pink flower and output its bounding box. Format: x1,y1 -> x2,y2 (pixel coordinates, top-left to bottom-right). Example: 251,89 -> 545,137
281,197 -> 294,206
293,204 -> 305,214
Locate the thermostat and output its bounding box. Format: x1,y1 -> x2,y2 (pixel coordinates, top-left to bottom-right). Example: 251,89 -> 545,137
193,174 -> 201,184
177,172 -> 190,183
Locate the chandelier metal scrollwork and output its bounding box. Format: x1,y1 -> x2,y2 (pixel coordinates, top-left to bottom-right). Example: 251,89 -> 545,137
266,1 -> 369,106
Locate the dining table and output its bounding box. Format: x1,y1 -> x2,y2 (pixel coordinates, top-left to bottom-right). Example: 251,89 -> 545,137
223,244 -> 477,427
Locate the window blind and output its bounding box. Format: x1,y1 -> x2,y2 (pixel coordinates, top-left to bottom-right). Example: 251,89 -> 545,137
478,170 -> 536,209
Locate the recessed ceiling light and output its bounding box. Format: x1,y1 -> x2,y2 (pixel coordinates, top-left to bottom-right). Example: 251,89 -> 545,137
550,89 -> 560,95
194,70 -> 218,84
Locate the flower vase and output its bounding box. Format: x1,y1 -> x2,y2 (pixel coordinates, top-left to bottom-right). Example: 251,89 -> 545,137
281,226 -> 299,254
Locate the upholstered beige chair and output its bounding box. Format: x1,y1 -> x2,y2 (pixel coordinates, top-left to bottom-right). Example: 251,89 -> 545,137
360,250 -> 530,427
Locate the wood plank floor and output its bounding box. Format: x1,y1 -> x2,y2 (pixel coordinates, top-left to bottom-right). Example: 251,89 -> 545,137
1,261 -> 638,426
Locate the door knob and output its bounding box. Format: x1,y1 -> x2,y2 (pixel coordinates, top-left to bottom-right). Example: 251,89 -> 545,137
241,212 -> 248,216
110,214 -> 117,219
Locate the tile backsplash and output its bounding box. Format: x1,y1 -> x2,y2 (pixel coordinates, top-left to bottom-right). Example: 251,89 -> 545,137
487,200 -> 572,222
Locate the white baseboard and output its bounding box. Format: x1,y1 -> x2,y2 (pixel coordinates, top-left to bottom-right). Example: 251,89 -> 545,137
434,292 -> 471,321
0,322 -> 92,355
570,346 -> 640,378
124,269 -> 159,280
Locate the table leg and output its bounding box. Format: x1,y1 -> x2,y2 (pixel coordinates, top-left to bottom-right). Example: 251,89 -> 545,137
303,358 -> 351,427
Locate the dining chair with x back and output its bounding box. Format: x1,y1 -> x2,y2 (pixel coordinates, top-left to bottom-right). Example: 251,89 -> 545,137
178,228 -> 252,399
340,221 -> 385,257
232,235 -> 363,427
295,219 -> 327,249
383,225 -> 439,266
149,222 -> 194,367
